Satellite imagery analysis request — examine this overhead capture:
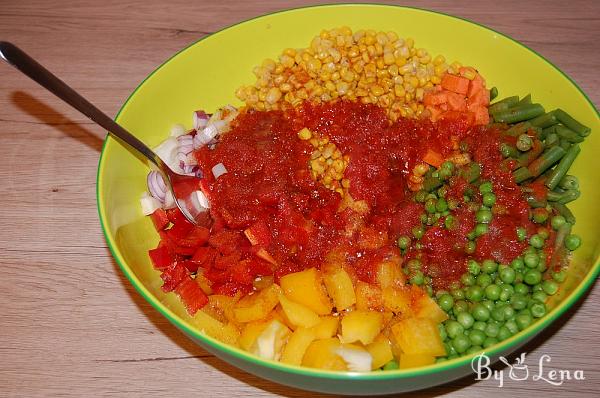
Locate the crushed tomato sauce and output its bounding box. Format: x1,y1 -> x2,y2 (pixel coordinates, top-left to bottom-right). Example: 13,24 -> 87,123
175,101 -> 540,295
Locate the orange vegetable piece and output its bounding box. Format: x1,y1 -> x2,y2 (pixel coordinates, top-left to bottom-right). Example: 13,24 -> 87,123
446,91 -> 467,111
440,73 -> 470,95
423,91 -> 447,107
422,148 -> 444,168
474,107 -> 490,126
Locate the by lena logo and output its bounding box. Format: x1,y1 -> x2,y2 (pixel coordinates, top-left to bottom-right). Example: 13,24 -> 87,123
471,352 -> 585,387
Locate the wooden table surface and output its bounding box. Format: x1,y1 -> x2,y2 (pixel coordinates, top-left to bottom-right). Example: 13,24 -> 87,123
1,0 -> 598,396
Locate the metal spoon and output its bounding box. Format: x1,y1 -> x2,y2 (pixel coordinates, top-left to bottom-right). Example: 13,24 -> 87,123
0,41 -> 210,226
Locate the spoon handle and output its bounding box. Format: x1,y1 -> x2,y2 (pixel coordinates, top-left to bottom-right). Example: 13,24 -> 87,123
0,41 -> 163,167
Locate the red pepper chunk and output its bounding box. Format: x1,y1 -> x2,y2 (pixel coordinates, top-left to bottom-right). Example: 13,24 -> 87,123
175,278 -> 208,314
160,262 -> 188,292
148,244 -> 174,270
175,226 -> 210,248
150,209 -> 170,231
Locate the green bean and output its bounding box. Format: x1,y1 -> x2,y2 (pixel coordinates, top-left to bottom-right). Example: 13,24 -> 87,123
530,111 -> 558,129
527,146 -> 567,177
559,140 -> 572,151
558,175 -> 579,191
490,87 -> 499,101
544,132 -> 560,147
558,189 -> 580,204
493,104 -> 545,124
545,144 -> 581,190
550,223 -> 571,269
500,143 -> 519,158
518,94 -> 532,106
552,125 -> 584,143
504,121 -> 532,137
517,139 -> 544,167
459,162 -> 481,183
550,202 -> 575,224
554,108 -> 591,137
513,167 -> 532,183
489,96 -> 520,114
516,134 -> 533,151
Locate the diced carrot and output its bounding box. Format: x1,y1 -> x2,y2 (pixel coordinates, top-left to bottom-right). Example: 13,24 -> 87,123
474,107 -> 490,125
423,91 -> 447,107
445,92 -> 467,111
441,73 -> 470,95
423,149 -> 444,168
468,89 -> 490,109
428,107 -> 443,121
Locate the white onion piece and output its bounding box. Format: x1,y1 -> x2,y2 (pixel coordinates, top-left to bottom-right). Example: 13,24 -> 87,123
164,190 -> 176,209
177,134 -> 193,146
335,347 -> 372,372
191,190 -> 210,209
211,163 -> 228,179
154,137 -> 180,172
140,192 -> 162,215
193,124 -> 219,148
193,110 -> 209,130
170,123 -> 186,137
147,171 -> 166,202
212,119 -> 226,131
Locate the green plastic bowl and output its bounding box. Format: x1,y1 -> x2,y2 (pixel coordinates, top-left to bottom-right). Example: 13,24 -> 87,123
97,4 -> 599,395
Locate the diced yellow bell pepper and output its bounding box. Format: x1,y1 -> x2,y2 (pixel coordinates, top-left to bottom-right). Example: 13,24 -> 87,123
302,338 -> 347,371
233,283 -> 281,323
278,293 -> 321,328
355,281 -> 383,311
281,327 -> 317,366
366,334 -> 394,370
413,292 -> 449,324
376,259 -> 404,288
391,317 -> 446,357
399,353 -> 436,369
280,268 -> 332,315
239,319 -> 271,351
311,315 -> 340,339
382,286 -> 413,316
340,310 -> 383,345
323,267 -> 356,311
192,310 -> 240,347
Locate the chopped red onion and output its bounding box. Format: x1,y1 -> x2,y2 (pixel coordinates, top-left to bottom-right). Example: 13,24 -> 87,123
147,171 -> 167,202
193,124 -> 219,148
193,110 -> 209,130
211,163 -> 228,179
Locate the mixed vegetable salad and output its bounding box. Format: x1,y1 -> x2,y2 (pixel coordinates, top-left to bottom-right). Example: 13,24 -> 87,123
139,27 -> 590,372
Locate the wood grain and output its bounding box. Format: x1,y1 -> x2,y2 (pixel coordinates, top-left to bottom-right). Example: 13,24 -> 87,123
0,1 -> 598,397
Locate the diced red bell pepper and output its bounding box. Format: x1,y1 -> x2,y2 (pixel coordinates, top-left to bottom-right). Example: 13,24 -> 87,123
244,220 -> 272,247
246,257 -> 274,277
160,262 -> 188,292
175,277 -> 208,314
192,246 -> 216,265
230,261 -> 253,285
166,220 -> 195,242
179,260 -> 200,273
212,281 -> 252,297
209,229 -> 246,255
148,244 -> 174,270
176,226 -> 210,248
150,209 -> 170,231
214,252 -> 242,270
203,266 -> 231,285
166,207 -> 188,225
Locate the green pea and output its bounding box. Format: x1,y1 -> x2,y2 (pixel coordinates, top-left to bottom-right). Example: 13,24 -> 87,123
407,259 -> 421,272
529,234 -> 545,249
472,303 -> 490,321
420,213 -> 428,223
439,168 -> 452,180
467,230 -> 476,240
461,273 -> 476,287
451,288 -> 465,300
492,306 -> 507,322
515,313 -> 533,330
411,271 -> 425,285
498,326 -> 513,341
532,208 -> 549,224
472,321 -> 487,332
457,312 -> 475,329
565,234 -> 582,251
465,241 -> 476,254
448,198 -> 459,210
383,360 -> 399,370
412,225 -> 425,239
437,186 -> 448,198
483,337 -> 499,348
542,280 -> 559,295
499,284 -> 514,302
436,198 -> 448,212
481,300 -> 495,312
551,215 -> 567,230
425,198 -> 437,214
482,192 -> 496,207
514,283 -> 530,295
415,190 -> 428,203
504,320 -> 519,334
445,215 -> 456,230
552,270 -> 567,283
477,273 -> 492,288
484,323 -> 500,338
530,302 -> 546,318
468,260 -> 481,276
451,300 -> 468,315
466,285 -> 484,302
437,293 -> 454,312
396,235 -> 411,250
524,269 -> 542,285
511,257 -> 524,270
479,181 -> 493,194
469,329 -> 486,346
510,294 -> 528,310
485,284 -> 501,301
531,291 -> 547,303
503,305 -> 516,320
516,227 -> 527,242
467,345 -> 484,355
445,342 -> 457,356
537,227 -> 550,240
524,253 -> 540,268
475,223 -> 489,236
441,161 -> 455,173
482,259 -> 498,274
499,267 -> 516,284
452,333 -> 472,354
476,209 -> 493,224
435,357 -> 447,363
445,320 -> 464,339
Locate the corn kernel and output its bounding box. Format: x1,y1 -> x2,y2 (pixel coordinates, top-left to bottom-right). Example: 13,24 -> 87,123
370,85 -> 385,97
298,128 -> 312,140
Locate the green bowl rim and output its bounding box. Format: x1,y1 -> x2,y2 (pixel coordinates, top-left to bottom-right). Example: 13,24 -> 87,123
97,3 -> 600,382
